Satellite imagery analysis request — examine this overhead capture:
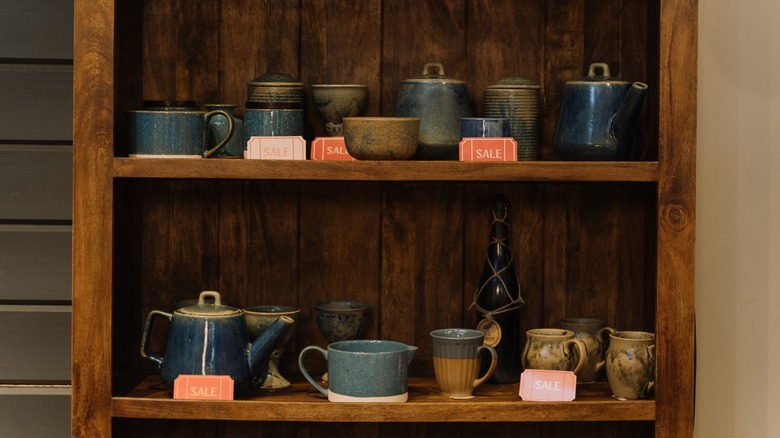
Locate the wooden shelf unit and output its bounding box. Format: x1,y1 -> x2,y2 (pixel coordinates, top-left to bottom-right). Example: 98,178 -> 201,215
73,1 -> 696,437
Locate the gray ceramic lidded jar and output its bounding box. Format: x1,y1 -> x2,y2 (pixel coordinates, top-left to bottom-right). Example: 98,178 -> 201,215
483,76 -> 542,161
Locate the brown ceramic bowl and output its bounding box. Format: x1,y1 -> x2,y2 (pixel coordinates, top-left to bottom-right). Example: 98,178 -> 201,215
343,117 -> 420,160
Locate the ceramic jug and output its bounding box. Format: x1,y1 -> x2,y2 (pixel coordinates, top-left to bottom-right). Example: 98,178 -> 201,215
521,328 -> 587,376
141,291 -> 293,395
559,317 -> 616,383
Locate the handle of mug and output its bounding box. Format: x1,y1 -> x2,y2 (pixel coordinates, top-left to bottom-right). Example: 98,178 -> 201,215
593,326 -> 616,375
520,337 -> 530,370
140,310 -> 172,367
644,344 -> 656,396
298,345 -> 328,397
564,338 -> 588,376
202,110 -> 235,158
472,344 -> 498,389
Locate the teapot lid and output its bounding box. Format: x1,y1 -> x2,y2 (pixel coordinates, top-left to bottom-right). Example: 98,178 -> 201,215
177,291 -> 242,317
403,62 -> 465,84
569,63 -> 630,85
486,76 -> 541,90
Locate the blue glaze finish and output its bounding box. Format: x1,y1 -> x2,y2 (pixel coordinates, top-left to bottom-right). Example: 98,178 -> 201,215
244,108 -> 303,144
461,118 -> 509,138
552,63 -> 648,161
126,109 -> 233,157
299,340 -> 417,399
141,291 -> 293,395
206,104 -> 245,157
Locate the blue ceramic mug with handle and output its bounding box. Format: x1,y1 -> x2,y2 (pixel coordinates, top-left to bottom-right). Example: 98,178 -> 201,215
299,340 -> 417,402
126,103 -> 234,158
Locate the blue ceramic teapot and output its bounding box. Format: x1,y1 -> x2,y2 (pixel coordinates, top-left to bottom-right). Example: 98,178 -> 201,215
553,63 -> 648,161
141,291 -> 293,395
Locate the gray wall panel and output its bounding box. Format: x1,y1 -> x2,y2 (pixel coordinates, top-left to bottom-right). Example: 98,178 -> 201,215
0,0 -> 74,59
0,65 -> 73,141
0,305 -> 71,381
0,145 -> 73,220
0,389 -> 70,437
0,225 -> 71,301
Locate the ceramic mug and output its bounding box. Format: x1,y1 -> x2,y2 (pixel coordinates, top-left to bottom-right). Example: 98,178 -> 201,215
521,328 -> 587,376
559,317 -> 616,383
298,340 -> 417,402
605,331 -> 656,400
126,108 -> 234,158
430,328 -> 497,399
461,117 -> 509,138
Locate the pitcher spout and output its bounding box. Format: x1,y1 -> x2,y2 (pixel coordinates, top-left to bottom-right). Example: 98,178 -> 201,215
247,315 -> 294,378
610,82 -> 648,148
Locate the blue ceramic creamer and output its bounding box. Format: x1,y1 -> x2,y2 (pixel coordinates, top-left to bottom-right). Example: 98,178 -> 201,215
141,291 -> 293,395
299,340 -> 417,402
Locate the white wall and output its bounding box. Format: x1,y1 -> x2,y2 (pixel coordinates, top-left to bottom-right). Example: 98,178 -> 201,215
696,1 -> 780,436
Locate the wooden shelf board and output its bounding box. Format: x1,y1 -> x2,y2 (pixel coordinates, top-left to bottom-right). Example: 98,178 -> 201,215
112,158 -> 659,182
111,375 -> 655,422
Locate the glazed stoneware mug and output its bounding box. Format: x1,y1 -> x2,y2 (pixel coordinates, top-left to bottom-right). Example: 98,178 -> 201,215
430,328 -> 497,399
521,328 -> 587,376
461,117 -> 509,138
126,103 -> 234,158
299,339 -> 417,402
559,317 -> 616,383
605,331 -> 656,400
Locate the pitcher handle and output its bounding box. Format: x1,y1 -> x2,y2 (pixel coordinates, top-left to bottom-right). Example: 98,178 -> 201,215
202,110 -> 234,158
594,326 -> 616,375
472,344 -> 498,389
298,345 -> 329,397
564,338 -> 588,376
140,310 -> 172,367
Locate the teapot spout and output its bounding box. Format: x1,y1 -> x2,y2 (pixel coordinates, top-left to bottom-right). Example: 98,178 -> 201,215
247,315 -> 294,378
405,345 -> 418,365
610,82 -> 648,150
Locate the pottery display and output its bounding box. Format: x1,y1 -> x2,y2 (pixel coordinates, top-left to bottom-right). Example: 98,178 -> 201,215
126,101 -> 234,158
605,331 -> 656,400
343,117 -> 419,160
553,62 -> 648,160
395,62 -> 473,159
311,84 -> 368,136
205,103 -> 245,157
521,328 -> 587,376
483,76 -> 542,160
299,340 -> 417,402
559,317 -> 616,383
140,291 -> 293,395
245,72 -> 304,141
243,305 -> 302,390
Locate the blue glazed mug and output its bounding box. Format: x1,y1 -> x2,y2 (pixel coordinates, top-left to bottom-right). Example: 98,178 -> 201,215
126,108 -> 234,158
299,340 -> 417,402
461,117 -> 509,138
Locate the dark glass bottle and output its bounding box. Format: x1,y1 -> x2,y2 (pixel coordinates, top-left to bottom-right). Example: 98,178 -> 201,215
473,194 -> 524,383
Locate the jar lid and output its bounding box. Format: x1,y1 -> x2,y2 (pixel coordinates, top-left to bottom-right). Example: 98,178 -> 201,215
143,100 -> 198,110
402,62 -> 465,84
248,72 -> 304,88
486,76 -> 541,90
177,291 -> 242,317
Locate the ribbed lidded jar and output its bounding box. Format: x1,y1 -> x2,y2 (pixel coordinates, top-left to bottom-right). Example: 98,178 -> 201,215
483,77 -> 542,161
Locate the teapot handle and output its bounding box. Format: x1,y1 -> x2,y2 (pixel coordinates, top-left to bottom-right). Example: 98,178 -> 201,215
421,62 -> 445,77
298,345 -> 329,397
140,310 -> 172,367
588,63 -> 611,78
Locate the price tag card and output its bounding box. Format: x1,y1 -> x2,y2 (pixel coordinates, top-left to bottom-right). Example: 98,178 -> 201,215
518,369 -> 577,402
310,137 -> 356,161
245,136 -> 306,160
459,137 -> 518,162
173,375 -> 234,400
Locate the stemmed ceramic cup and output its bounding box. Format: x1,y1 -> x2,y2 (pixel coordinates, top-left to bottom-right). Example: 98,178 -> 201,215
311,85 -> 368,136
315,300 -> 370,381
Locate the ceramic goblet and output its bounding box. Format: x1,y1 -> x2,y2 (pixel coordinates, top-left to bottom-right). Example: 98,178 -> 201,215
315,300 -> 370,381
243,305 -> 301,390
311,84 -> 368,136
